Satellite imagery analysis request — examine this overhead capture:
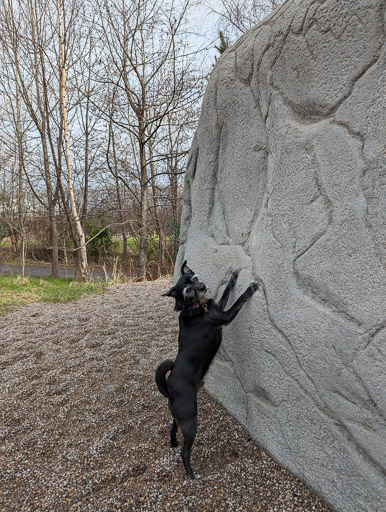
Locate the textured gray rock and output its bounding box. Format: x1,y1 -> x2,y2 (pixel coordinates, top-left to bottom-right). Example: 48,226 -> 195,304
175,1 -> 386,510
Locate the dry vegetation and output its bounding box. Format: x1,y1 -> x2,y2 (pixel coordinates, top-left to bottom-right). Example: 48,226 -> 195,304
0,280 -> 332,511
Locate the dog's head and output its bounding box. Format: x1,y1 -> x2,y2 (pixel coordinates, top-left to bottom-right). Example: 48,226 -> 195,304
162,261 -> 208,311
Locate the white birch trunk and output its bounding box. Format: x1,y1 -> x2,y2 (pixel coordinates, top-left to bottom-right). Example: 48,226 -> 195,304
57,0 -> 88,281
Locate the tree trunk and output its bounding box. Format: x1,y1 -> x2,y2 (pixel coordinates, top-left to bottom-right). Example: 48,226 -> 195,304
16,89 -> 26,278
57,0 -> 88,281
49,204 -> 59,278
110,120 -> 129,264
9,161 -> 18,254
42,134 -> 59,278
115,178 -> 128,263
148,137 -> 164,275
138,126 -> 148,281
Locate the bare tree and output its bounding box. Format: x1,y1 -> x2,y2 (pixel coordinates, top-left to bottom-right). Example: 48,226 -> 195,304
106,89 -> 131,263
0,0 -> 61,276
0,0 -> 207,278
210,0 -> 284,42
56,0 -> 88,280
96,0 -> 203,279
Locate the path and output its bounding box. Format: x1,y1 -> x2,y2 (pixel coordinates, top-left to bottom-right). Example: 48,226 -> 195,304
0,263 -> 112,280
0,280 -> 332,511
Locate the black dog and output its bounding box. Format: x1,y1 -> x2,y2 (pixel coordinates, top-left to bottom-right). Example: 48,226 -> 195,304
155,261 -> 258,479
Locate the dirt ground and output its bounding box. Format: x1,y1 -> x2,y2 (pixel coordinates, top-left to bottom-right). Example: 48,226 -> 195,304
0,280 -> 332,511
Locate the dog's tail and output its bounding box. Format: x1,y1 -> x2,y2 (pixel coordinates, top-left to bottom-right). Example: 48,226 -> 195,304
155,359 -> 174,398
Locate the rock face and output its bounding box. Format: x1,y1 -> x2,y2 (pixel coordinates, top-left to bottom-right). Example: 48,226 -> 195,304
175,1 -> 386,510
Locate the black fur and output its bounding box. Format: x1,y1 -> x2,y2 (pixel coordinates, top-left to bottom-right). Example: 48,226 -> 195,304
155,261 -> 258,479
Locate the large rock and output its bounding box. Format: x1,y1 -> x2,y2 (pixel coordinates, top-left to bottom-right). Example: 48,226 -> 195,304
176,1 -> 386,510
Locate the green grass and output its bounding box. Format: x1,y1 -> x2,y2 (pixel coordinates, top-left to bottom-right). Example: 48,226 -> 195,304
0,275 -> 106,316
114,235 -> 177,252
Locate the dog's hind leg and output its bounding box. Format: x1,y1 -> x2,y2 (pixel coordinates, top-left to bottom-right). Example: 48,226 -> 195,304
180,418 -> 197,480
170,419 -> 178,447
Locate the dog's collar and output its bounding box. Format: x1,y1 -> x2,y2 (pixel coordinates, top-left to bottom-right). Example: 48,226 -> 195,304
183,301 -> 208,313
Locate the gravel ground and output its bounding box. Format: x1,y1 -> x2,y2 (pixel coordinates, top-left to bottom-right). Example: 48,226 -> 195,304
0,280 -> 333,511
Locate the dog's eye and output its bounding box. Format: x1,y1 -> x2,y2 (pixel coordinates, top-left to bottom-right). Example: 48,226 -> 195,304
192,277 -> 198,282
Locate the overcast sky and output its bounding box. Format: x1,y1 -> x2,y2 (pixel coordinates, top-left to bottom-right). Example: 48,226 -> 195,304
186,1 -> 224,65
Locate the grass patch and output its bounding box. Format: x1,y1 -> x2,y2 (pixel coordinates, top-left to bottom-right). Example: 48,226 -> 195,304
0,275 -> 106,316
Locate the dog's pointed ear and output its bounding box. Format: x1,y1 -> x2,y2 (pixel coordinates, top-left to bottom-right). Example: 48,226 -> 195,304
181,260 -> 193,275
162,287 -> 177,297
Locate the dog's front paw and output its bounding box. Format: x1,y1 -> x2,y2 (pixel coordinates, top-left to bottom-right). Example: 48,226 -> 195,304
230,269 -> 240,281
248,282 -> 259,294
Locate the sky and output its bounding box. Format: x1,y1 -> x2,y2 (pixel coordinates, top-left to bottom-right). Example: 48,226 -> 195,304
185,1 -> 225,65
